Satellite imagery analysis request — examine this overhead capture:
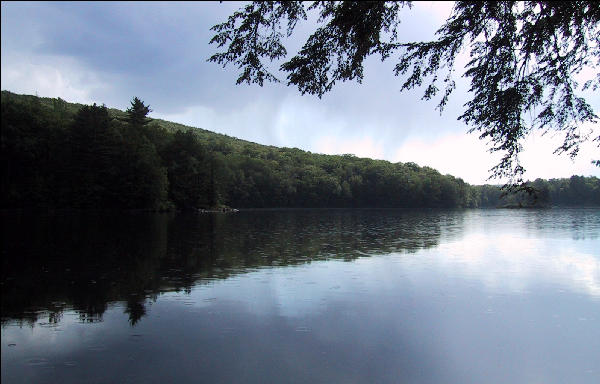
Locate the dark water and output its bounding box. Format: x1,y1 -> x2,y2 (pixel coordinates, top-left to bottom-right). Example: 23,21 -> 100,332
1,208 -> 599,383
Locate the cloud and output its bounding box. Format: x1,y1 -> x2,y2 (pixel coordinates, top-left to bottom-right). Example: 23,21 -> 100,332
1,52 -> 109,104
2,1 -> 598,182
519,126 -> 600,180
413,1 -> 455,24
394,127 -> 599,184
394,132 -> 499,183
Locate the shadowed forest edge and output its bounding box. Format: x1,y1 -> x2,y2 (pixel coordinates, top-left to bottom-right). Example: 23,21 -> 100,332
2,91 -> 599,210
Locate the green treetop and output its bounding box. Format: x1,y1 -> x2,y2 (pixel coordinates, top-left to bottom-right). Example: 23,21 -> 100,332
125,97 -> 152,128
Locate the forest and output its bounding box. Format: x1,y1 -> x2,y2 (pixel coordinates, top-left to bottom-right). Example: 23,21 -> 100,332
2,91 -> 599,210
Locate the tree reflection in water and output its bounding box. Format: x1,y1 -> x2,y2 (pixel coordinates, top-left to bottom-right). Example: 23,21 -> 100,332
1,209 -> 462,326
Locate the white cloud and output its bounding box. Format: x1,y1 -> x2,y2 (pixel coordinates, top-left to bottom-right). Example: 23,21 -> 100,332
1,52 -> 109,105
393,132 -> 499,183
394,128 -> 600,184
519,126 -> 600,180
413,1 -> 455,23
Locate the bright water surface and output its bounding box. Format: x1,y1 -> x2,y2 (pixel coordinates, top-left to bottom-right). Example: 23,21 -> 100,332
1,208 -> 599,383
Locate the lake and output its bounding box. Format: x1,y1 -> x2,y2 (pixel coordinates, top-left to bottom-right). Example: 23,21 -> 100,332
1,208 -> 599,383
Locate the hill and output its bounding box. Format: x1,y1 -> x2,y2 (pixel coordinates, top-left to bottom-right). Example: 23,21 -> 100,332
2,91 -> 598,210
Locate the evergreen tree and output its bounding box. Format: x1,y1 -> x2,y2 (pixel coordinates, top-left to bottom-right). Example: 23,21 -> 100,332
125,97 -> 152,129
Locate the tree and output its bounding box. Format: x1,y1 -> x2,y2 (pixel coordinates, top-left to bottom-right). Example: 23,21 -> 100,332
162,130 -> 211,209
68,103 -> 116,207
125,97 -> 152,129
209,1 -> 600,188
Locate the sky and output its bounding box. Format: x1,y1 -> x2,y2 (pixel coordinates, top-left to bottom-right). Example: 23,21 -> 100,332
1,1 -> 599,184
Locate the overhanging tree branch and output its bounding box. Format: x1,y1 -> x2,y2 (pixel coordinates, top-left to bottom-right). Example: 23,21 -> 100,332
209,1 -> 600,187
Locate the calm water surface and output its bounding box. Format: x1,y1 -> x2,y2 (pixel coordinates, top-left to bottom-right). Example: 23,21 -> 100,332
1,209 -> 599,383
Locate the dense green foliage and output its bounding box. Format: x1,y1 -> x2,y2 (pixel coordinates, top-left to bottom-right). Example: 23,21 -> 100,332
209,1 -> 600,185
1,91 -> 598,210
1,93 -> 168,209
475,176 -> 600,208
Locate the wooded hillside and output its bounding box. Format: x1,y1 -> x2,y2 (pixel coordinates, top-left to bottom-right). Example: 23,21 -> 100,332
2,91 -> 598,210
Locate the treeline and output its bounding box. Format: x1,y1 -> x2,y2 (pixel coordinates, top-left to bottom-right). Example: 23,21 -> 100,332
475,177 -> 600,208
1,91 -> 598,210
2,94 -> 169,209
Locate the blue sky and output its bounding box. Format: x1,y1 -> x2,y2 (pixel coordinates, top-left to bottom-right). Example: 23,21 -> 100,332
2,1 -> 598,184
